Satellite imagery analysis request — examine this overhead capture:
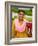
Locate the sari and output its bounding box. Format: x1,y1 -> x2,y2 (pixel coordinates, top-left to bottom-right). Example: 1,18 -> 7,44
12,19 -> 28,38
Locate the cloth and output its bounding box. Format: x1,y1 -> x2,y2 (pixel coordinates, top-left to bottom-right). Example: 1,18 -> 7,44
12,19 -> 28,38
15,19 -> 26,32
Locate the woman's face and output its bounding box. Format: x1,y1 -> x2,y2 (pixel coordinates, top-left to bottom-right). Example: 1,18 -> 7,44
18,12 -> 24,20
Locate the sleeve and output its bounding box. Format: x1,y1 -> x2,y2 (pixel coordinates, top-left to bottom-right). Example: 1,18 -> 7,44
12,20 -> 15,38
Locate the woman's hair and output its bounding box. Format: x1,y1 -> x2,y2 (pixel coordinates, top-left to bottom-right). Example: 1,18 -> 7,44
18,10 -> 25,14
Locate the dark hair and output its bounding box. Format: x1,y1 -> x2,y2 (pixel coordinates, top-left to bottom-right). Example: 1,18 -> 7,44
18,10 -> 25,14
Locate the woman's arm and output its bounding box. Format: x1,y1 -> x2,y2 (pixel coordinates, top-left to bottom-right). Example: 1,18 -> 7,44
25,26 -> 29,34
26,25 -> 32,37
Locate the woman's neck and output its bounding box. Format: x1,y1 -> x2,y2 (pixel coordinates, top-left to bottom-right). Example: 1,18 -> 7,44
18,19 -> 24,25
19,19 -> 23,22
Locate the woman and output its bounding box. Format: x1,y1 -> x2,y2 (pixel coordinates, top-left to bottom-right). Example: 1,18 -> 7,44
12,10 -> 29,38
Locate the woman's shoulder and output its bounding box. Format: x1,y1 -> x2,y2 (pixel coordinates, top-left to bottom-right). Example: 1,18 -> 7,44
13,18 -> 18,24
24,19 -> 29,22
14,18 -> 18,22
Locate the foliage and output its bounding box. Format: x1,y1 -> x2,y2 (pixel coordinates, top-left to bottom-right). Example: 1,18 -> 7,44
11,7 -> 32,16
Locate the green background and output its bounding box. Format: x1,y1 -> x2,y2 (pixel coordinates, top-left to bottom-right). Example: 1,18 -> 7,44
11,7 -> 32,22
